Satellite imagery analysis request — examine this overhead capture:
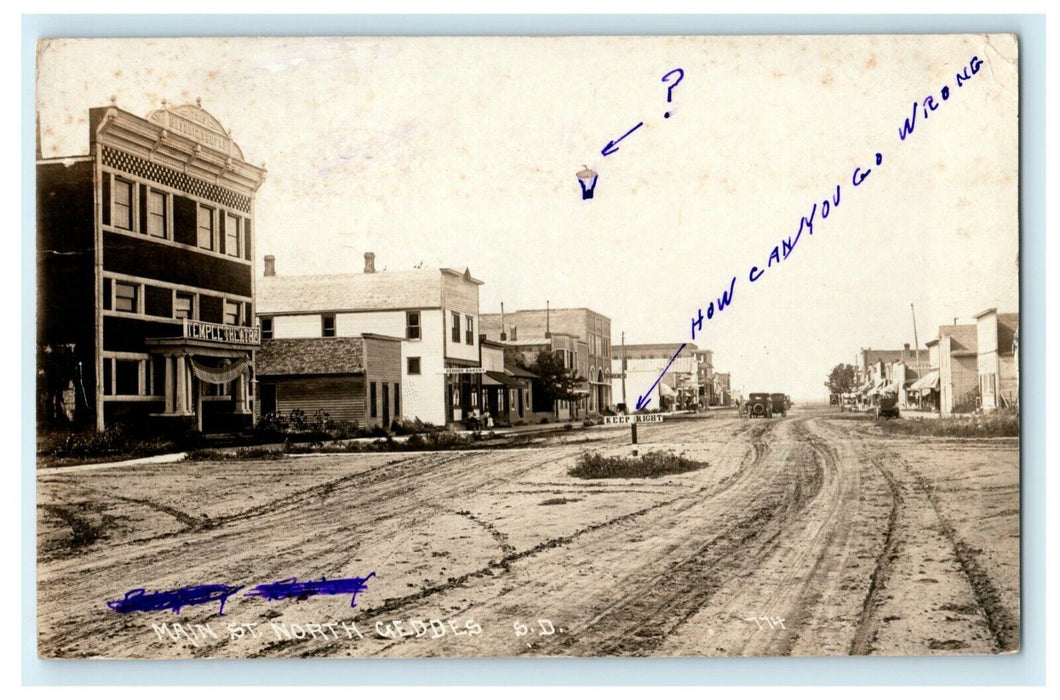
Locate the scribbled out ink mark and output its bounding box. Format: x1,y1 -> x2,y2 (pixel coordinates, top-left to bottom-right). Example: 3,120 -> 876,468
244,572 -> 377,608
576,166 -> 598,200
106,584 -> 245,616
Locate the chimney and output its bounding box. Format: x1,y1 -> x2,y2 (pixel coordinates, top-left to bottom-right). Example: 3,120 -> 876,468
263,255 -> 276,277
500,302 -> 507,341
364,252 -> 376,273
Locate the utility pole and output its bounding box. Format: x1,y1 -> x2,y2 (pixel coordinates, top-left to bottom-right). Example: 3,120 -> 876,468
621,331 -> 627,410
911,303 -> 923,374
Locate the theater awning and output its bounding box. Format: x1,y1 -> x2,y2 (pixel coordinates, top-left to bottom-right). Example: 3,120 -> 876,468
190,358 -> 249,385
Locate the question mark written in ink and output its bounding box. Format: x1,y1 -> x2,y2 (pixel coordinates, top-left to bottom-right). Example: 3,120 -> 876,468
662,68 -> 685,118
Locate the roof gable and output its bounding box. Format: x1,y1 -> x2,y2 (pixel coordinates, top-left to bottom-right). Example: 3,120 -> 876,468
258,270 -> 444,314
257,337 -> 365,376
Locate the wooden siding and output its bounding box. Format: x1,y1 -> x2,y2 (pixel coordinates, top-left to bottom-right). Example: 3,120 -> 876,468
274,376 -> 366,424
365,336 -> 404,423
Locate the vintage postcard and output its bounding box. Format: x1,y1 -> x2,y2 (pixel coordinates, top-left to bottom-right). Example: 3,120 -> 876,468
35,34 -> 1019,659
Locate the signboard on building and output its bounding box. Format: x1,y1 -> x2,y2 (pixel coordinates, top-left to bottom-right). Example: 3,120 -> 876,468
444,367 -> 486,375
602,414 -> 664,425
183,319 -> 261,345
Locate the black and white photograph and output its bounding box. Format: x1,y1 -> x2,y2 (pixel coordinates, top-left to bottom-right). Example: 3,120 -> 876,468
33,33 -> 1020,659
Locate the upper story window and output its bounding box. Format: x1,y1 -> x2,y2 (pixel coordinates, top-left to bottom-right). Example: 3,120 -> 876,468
322,314 -> 336,338
113,178 -> 133,230
406,311 -> 421,340
174,292 -> 194,320
261,318 -> 274,340
224,300 -> 241,326
225,213 -> 241,257
407,357 -> 421,375
146,189 -> 166,238
197,206 -> 215,251
114,282 -> 138,313
451,312 -> 460,343
465,315 -> 474,345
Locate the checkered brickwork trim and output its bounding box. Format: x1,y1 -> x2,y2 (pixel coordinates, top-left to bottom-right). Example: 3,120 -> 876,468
102,147 -> 251,213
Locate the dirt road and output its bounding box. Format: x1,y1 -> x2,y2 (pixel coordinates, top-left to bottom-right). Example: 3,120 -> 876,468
36,409 -> 1019,658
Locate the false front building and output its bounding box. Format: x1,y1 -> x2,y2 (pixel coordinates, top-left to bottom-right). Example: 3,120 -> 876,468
480,306 -> 612,413
37,101 -> 267,433
256,254 -> 483,427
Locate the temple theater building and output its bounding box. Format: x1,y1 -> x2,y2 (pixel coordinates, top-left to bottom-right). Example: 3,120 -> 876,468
37,101 -> 267,433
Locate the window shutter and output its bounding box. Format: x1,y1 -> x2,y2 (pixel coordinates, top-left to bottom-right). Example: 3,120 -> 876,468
139,184 -> 148,233
101,173 -> 110,226
173,196 -> 197,246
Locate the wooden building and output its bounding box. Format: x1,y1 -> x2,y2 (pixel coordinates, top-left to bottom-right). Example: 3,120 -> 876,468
256,254 -> 484,427
255,335 -> 402,428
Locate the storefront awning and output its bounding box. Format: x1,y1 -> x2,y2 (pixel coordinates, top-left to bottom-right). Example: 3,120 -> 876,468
879,382 -> 899,394
483,370 -> 523,388
659,383 -> 676,398
909,369 -> 940,392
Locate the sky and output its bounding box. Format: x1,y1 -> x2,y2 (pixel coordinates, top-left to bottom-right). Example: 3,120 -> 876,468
35,34 -> 1020,401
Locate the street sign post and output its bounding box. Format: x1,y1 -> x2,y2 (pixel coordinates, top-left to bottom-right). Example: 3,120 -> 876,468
602,413 -> 664,445
601,414 -> 664,425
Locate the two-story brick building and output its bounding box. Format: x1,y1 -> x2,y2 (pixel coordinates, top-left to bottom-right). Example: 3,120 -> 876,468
480,306 -> 611,413
256,254 -> 484,427
37,101 -> 266,434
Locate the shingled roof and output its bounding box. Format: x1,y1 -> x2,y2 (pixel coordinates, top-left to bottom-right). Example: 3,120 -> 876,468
256,338 -> 365,377
258,269 -> 445,314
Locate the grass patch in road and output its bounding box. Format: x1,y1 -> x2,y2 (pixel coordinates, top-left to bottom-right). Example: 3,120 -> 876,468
540,497 -> 581,506
568,450 -> 707,480
184,447 -> 286,461
877,410 -> 1019,438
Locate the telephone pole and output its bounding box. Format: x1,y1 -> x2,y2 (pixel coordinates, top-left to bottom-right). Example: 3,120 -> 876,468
911,303 -> 923,373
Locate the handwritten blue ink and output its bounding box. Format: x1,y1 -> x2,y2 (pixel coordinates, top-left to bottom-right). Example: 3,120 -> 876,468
690,277 -> 737,340
901,56 -> 982,141
244,573 -> 377,608
601,122 -> 644,157
107,584 -> 244,616
635,343 -> 687,411
691,54 -> 982,345
662,68 -> 685,118
579,173 -> 599,200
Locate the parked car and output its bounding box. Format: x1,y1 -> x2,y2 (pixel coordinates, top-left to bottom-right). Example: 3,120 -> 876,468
875,396 -> 900,419
770,393 -> 788,417
747,393 -> 773,419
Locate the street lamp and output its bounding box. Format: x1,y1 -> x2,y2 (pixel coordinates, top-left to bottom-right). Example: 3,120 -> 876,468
576,166 -> 598,200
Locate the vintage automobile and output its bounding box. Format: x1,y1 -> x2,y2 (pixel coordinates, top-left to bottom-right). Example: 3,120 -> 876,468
771,393 -> 789,417
747,393 -> 773,419
875,396 -> 900,419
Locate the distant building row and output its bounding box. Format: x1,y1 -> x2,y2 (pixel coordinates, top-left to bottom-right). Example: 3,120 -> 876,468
851,308 -> 1018,414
